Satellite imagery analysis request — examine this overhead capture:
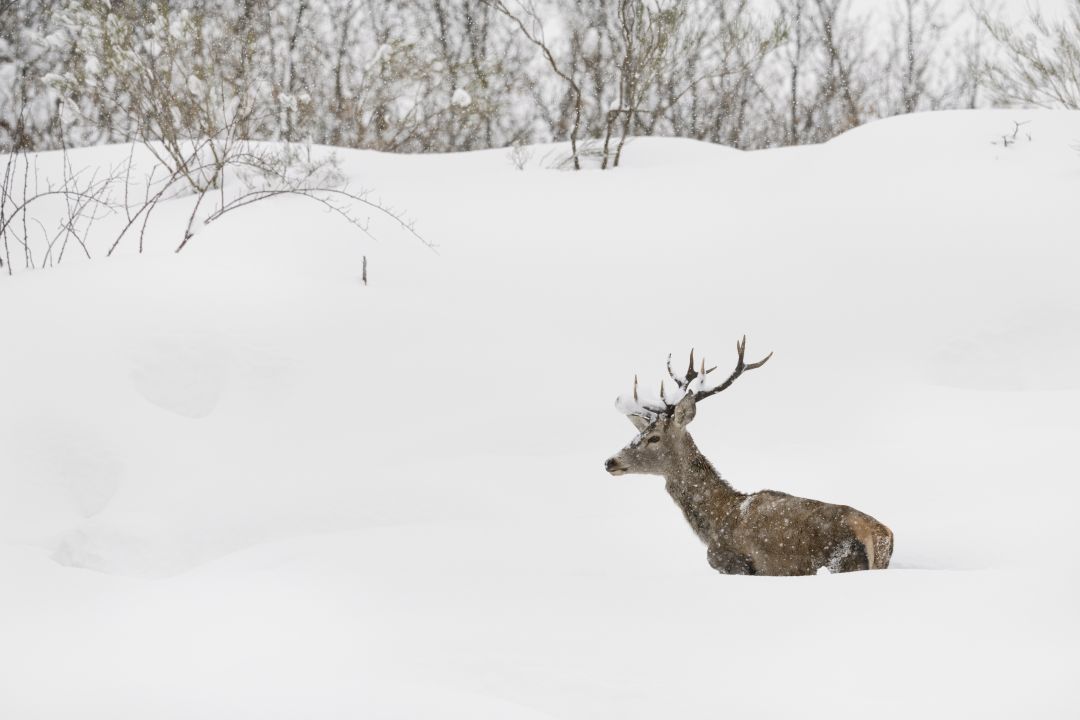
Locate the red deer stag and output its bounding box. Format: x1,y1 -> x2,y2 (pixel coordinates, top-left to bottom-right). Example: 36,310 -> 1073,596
605,337 -> 893,576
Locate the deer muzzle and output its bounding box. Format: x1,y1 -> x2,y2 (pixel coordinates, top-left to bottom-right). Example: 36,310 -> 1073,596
605,456 -> 627,475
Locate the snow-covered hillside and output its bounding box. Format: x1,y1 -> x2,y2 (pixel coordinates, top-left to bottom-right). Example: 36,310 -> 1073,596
2,110 -> 1078,718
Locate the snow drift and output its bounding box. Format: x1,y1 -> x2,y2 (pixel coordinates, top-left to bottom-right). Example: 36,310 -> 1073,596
1,109 -> 1078,718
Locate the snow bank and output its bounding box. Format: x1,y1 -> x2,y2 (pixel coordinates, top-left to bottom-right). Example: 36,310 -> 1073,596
1,109 -> 1078,718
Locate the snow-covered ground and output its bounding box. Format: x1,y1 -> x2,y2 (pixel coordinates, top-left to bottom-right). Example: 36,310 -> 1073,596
2,109 -> 1078,718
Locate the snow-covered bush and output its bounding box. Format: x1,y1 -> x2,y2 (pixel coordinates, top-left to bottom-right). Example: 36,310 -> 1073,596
0,3 -> 426,268
1,0 -> 1075,155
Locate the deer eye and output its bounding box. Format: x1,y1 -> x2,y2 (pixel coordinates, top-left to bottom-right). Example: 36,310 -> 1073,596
646,436 -> 661,444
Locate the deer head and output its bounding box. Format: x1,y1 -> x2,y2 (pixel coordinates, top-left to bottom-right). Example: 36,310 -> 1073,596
604,337 -> 772,477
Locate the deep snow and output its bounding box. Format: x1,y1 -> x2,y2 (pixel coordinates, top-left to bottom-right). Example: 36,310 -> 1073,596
2,109 -> 1079,718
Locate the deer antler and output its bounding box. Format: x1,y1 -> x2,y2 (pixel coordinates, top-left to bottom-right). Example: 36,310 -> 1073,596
689,335 -> 772,404
619,337 -> 772,422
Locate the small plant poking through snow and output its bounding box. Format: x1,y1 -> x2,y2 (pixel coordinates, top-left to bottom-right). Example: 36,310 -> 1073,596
508,141 -> 533,171
994,120 -> 1032,148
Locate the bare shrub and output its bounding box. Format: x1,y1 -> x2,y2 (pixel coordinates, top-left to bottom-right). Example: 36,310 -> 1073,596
980,0 -> 1080,110
44,3 -> 426,256
4,0 -> 1078,159
0,120 -> 125,273
508,139 -> 533,170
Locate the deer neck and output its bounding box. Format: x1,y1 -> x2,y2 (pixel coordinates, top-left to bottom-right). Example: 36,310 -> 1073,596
663,434 -> 734,492
663,434 -> 743,540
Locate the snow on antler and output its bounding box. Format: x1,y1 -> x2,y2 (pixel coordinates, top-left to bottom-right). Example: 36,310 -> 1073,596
615,337 -> 773,422
615,374 -> 688,422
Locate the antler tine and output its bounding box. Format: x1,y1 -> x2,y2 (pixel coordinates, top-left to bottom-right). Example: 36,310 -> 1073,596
744,351 -> 773,370
692,335 -> 772,403
625,373 -> 668,418
659,379 -> 667,404
666,353 -> 688,390
684,348 -> 699,385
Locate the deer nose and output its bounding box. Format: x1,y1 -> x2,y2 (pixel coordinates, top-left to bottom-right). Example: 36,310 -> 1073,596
604,457 -> 619,472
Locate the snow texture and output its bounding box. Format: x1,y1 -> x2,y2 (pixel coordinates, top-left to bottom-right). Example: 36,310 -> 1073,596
186,74 -> 204,97
0,109 -> 1078,719
452,87 -> 472,108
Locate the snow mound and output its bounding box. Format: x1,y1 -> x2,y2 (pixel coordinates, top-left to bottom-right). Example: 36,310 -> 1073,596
1,109 -> 1078,718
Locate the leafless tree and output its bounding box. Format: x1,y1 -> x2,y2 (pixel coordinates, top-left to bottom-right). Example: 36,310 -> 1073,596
777,0 -> 809,145
812,0 -> 871,136
5,0 -> 1073,159
880,0 -> 958,115
598,1 -> 684,168
485,0 -> 585,169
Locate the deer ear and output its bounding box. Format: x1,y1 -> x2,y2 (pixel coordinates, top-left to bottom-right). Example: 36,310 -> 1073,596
672,393 -> 696,427
627,414 -> 650,432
